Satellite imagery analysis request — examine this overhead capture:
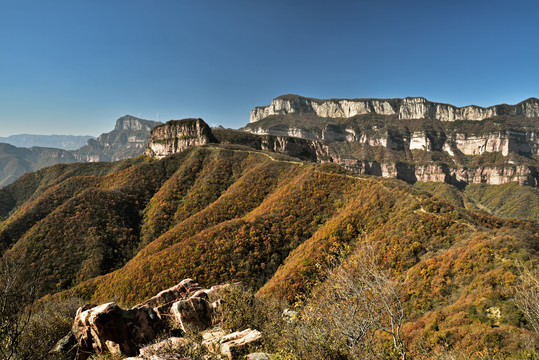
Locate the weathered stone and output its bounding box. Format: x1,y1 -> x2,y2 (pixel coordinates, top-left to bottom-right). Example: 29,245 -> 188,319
75,303 -> 97,317
170,297 -> 213,332
247,353 -> 271,360
191,289 -> 210,300
139,337 -> 190,357
148,355 -> 187,360
137,279 -> 202,309
194,283 -> 232,302
202,328 -> 262,360
50,332 -> 78,355
72,302 -> 163,357
145,119 -> 218,159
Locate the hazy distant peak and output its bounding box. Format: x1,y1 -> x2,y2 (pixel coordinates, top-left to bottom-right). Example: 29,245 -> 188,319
0,134 -> 95,150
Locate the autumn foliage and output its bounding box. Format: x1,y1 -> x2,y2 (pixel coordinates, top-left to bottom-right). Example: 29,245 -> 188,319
0,144 -> 538,357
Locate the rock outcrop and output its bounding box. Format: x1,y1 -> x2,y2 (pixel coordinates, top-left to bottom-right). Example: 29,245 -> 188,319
144,121 -> 331,164
72,302 -> 163,357
202,328 -> 262,360
213,129 -> 331,163
170,297 -> 213,332
68,279 -> 259,359
250,94 -> 539,123
136,278 -> 202,310
138,337 -> 190,358
73,115 -> 162,162
144,118 -> 218,159
332,157 -> 538,187
247,117 -> 538,157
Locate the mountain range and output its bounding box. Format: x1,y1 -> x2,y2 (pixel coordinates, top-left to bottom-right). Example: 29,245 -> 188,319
0,115 -> 162,186
0,134 -> 94,150
244,95 -> 538,187
1,132 -> 537,357
1,96 -> 538,357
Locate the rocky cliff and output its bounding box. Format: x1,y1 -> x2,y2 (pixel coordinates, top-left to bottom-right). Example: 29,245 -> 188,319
250,94 -> 539,123
212,127 -> 331,163
332,156 -> 538,187
144,118 -> 218,159
74,115 -> 162,162
144,114 -> 539,187
245,96 -> 539,187
144,120 -> 330,163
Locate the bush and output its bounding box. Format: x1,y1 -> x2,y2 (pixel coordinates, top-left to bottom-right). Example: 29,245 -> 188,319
17,297 -> 85,360
214,285 -> 288,353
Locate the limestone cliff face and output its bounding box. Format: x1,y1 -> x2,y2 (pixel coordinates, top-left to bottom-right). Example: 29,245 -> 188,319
245,95 -> 539,187
250,95 -> 539,123
250,96 -> 398,123
247,124 -> 539,157
411,130 -> 538,156
144,120 -> 329,163
330,157 -> 538,187
210,127 -> 331,163
254,135 -> 330,162
144,118 -> 218,159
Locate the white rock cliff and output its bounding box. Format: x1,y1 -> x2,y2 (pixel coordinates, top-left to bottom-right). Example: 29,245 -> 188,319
250,95 -> 539,123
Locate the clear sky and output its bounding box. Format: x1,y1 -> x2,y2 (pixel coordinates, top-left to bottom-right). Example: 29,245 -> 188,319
1,0 -> 538,136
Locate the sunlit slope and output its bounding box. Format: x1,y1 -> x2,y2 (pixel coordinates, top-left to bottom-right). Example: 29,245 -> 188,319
1,144 -> 538,354
415,181 -> 539,220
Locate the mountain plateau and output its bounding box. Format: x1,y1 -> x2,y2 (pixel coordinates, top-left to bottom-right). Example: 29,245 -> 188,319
244,96 -> 539,187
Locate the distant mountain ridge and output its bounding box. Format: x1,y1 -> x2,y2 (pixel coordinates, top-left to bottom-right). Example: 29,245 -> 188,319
0,143 -> 77,187
0,115 -> 161,186
0,134 -> 94,150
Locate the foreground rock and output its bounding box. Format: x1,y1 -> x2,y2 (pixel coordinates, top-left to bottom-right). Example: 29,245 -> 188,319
72,302 -> 163,357
139,337 -> 190,358
202,328 -> 262,360
246,353 -> 271,360
69,279 -> 237,358
171,297 -> 213,332
137,278 -> 202,309
51,333 -> 78,358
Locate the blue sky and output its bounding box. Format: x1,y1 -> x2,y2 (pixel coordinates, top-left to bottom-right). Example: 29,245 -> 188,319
0,0 -> 538,136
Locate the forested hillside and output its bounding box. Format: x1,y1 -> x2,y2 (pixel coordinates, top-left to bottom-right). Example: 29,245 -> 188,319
0,144 -> 538,358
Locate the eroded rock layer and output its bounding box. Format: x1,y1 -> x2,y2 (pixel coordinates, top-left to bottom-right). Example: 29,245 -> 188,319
144,118 -> 218,159
250,94 -> 539,123
244,96 -> 539,187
